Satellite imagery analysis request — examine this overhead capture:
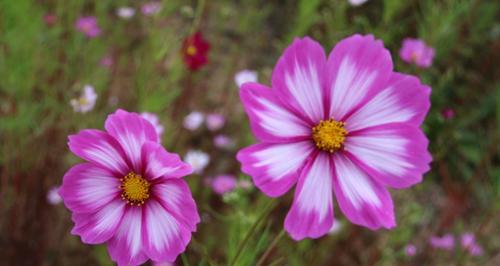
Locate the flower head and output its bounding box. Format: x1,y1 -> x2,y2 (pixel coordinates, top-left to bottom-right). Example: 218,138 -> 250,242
47,186 -> 62,205
235,70 -> 258,88
461,232 -> 484,256
184,150 -> 210,174
237,35 -> 431,240
75,16 -> 101,38
429,234 -> 455,250
399,38 -> 435,68
181,32 -> 210,71
214,134 -> 234,149
206,113 -> 225,131
141,112 -> 165,139
141,2 -> 162,16
405,244 -> 417,257
117,7 -> 135,19
44,14 -> 57,26
183,111 -> 204,131
441,108 -> 455,120
211,175 -> 237,195
70,85 -> 97,113
59,109 -> 199,265
100,55 -> 113,68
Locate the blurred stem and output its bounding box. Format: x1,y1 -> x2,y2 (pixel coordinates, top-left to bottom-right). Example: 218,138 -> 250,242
190,0 -> 206,34
190,237 -> 217,266
229,198 -> 278,266
256,229 -> 285,266
181,253 -> 190,266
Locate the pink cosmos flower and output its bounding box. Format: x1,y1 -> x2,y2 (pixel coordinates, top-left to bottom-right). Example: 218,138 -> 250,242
75,16 -> 101,38
47,186 -> 62,205
399,38 -> 435,68
59,109 -> 199,265
141,112 -> 165,139
441,108 -> 455,120
214,134 -> 234,149
183,111 -> 204,131
141,2 -> 162,16
429,234 -> 455,250
211,175 -> 237,195
405,244 -> 417,257
461,232 -> 484,256
206,113 -> 225,131
44,14 -> 57,26
468,244 -> 484,256
237,35 -> 432,240
100,55 -> 114,68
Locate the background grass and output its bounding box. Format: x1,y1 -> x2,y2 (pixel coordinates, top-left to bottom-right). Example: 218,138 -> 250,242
0,0 -> 499,265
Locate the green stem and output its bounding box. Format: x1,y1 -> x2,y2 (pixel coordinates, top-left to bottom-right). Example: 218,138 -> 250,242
256,229 -> 286,266
229,198 -> 277,266
181,253 -> 190,266
190,0 -> 206,34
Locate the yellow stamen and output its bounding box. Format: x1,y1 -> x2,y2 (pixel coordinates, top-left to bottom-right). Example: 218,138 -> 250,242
312,118 -> 348,153
119,172 -> 150,206
186,45 -> 197,56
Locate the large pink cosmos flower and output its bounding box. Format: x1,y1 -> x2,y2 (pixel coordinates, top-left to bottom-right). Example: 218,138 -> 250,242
237,34 -> 432,240
59,109 -> 199,265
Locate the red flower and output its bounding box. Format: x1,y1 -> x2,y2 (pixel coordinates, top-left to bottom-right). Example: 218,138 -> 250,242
181,32 -> 210,71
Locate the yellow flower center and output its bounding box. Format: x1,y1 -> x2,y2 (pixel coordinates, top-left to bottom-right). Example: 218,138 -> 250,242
186,45 -> 197,56
120,172 -> 150,205
312,118 -> 348,153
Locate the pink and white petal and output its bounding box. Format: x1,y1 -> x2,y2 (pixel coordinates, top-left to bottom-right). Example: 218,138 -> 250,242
284,153 -> 334,240
327,34 -> 393,120
142,199 -> 191,263
68,129 -> 129,175
153,179 -> 200,232
344,123 -> 431,188
70,198 -> 125,244
240,82 -> 311,143
332,154 -> 395,230
105,109 -> 158,173
59,163 -> 121,213
142,141 -> 193,180
271,37 -> 327,123
237,141 -> 315,197
107,207 -> 149,266
345,73 -> 431,131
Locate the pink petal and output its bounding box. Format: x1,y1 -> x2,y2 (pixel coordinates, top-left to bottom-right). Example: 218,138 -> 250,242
240,82 -> 311,142
284,153 -> 334,240
142,200 -> 191,263
271,37 -> 327,123
105,109 -> 158,173
59,163 -> 120,213
332,154 -> 395,230
344,123 -> 431,188
153,179 -> 200,232
237,141 -> 314,197
346,73 -> 431,131
141,141 -> 193,180
68,129 -> 129,175
108,207 -> 149,266
326,34 -> 393,120
70,198 -> 125,244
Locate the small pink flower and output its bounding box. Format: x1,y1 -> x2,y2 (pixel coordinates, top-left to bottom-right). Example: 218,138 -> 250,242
70,85 -> 97,113
141,2 -> 162,16
441,108 -> 455,120
44,14 -> 57,26
206,113 -> 225,131
75,16 -> 101,38
141,112 -> 165,139
47,186 -> 62,205
237,35 -> 431,240
399,38 -> 435,68
212,175 -> 237,195
59,109 -> 199,265
405,244 -> 417,257
461,232 -> 475,248
100,55 -> 113,68
469,243 -> 484,256
214,135 -> 233,149
183,111 -> 204,131
235,70 -> 258,88
429,234 -> 455,250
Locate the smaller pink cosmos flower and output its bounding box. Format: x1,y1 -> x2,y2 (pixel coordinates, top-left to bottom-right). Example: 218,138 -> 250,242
141,2 -> 162,16
441,108 -> 455,120
60,109 -> 199,265
211,175 -> 237,195
235,70 -> 258,88
100,55 -> 113,68
461,233 -> 484,256
44,14 -> 57,26
399,38 -> 435,68
47,186 -> 62,205
183,111 -> 204,131
214,134 -> 234,149
469,244 -> 484,256
141,112 -> 165,139
70,85 -> 97,113
206,113 -> 225,131
429,234 -> 455,250
405,244 -> 417,257
75,16 -> 101,38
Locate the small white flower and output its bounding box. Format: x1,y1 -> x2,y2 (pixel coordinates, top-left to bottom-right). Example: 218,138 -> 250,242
141,112 -> 164,137
70,85 -> 97,113
184,150 -> 210,174
116,7 -> 135,19
183,111 -> 204,131
235,70 -> 258,88
47,186 -> 62,205
348,0 -> 368,6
